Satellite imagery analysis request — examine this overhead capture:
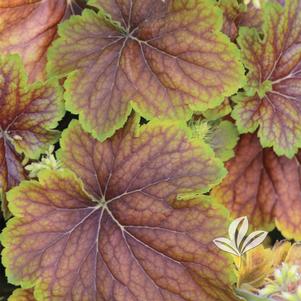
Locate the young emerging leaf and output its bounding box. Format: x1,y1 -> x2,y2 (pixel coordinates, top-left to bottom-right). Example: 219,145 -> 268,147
0,0 -> 70,82
202,98 -> 232,121
212,133 -> 301,240
8,288 -> 35,301
48,0 -> 245,141
233,0 -> 301,157
0,55 -> 64,216
190,120 -> 239,162
1,119 -> 241,301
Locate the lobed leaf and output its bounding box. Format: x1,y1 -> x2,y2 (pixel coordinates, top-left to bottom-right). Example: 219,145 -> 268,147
1,119 -> 240,301
48,0 -> 245,141
0,0 -> 69,82
212,133 -> 301,240
0,54 -> 64,216
219,0 -> 263,41
233,0 -> 301,157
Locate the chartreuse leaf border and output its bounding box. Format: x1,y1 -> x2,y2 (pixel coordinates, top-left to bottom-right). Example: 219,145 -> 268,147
233,0 -> 301,158
47,0 -> 246,141
0,117 -> 241,301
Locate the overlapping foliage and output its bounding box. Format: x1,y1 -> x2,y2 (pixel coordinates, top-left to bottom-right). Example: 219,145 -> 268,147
0,0 -> 301,300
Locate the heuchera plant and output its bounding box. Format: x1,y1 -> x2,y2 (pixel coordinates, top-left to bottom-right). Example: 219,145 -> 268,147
0,0 -> 301,300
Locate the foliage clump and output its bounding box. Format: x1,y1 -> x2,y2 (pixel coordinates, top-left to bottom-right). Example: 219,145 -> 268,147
0,0 -> 301,300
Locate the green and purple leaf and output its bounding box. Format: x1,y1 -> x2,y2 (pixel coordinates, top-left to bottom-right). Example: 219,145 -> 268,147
233,0 -> 301,157
0,55 -> 64,216
0,0 -> 70,82
212,133 -> 301,240
220,0 -> 263,41
1,118 -> 240,301
48,0 -> 245,141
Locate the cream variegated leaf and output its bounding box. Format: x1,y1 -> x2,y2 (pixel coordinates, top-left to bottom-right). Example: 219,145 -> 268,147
241,231 -> 269,254
214,216 -> 268,256
213,237 -> 241,256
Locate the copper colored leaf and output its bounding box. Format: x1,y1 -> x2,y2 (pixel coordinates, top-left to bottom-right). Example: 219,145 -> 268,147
212,133 -> 301,240
0,119 -> 241,301
0,55 -> 64,216
233,0 -> 301,157
48,0 -> 245,141
8,289 -> 35,301
219,0 -> 263,41
0,0 -> 68,82
0,137 -> 26,218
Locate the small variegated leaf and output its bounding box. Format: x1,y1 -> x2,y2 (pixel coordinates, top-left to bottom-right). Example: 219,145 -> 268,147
213,237 -> 240,256
241,231 -> 268,254
229,216 -> 248,250
236,217 -> 249,251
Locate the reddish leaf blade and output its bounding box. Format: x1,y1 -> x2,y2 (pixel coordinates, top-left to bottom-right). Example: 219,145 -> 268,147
0,55 -> 64,216
0,0 -> 67,82
0,138 -> 26,218
220,0 -> 263,41
234,0 -> 301,157
0,55 -> 64,159
0,1 -> 39,7
59,119 -> 226,199
212,133 -> 301,240
1,120 -> 239,301
88,0 -> 167,28
48,0 -> 245,141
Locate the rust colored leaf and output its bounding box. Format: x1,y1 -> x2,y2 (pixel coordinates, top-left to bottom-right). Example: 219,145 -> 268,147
212,133 -> 301,240
0,55 -> 64,216
0,0 -> 68,82
233,0 -> 301,157
219,0 -> 263,41
48,0 -> 245,140
1,119 -> 240,301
